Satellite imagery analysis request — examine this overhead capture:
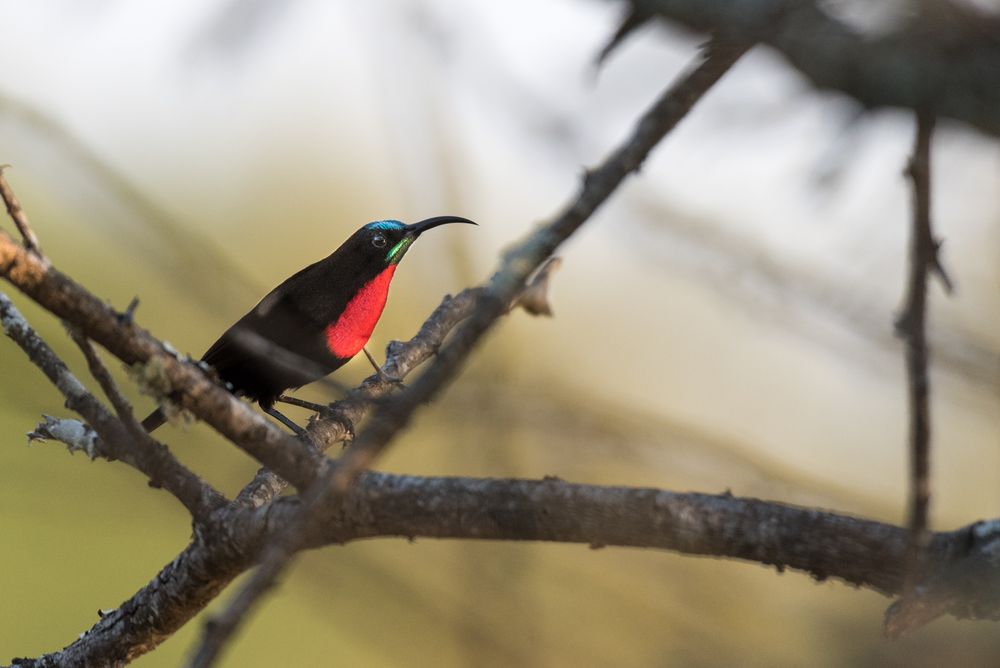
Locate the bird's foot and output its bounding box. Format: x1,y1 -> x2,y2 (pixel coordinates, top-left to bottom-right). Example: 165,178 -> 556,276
279,395 -> 355,443
315,405 -> 356,445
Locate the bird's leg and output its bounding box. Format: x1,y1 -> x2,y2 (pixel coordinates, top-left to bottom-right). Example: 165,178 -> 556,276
276,394 -> 328,412
362,347 -> 405,388
261,402 -> 306,436
362,347 -> 381,374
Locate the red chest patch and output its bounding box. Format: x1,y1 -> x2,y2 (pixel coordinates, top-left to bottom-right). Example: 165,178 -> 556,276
324,266 -> 396,359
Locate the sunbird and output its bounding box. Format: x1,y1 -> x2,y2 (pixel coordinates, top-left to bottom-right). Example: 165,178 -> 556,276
141,216 -> 475,433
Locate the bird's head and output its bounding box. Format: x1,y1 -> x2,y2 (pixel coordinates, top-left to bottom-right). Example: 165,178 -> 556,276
359,216 -> 477,266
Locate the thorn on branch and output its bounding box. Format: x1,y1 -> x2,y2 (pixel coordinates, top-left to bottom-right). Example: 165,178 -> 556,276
513,256 -> 562,316
929,238 -> 954,294
893,308 -> 914,338
596,7 -> 651,68
119,296 -> 141,325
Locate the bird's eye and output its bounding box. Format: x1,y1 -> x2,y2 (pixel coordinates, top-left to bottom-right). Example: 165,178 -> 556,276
372,234 -> 387,249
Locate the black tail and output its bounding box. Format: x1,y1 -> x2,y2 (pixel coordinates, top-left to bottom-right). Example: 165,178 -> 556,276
141,407 -> 167,433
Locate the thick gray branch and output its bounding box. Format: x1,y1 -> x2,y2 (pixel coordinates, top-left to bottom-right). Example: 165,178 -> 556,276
299,474 -> 938,596
16,475 -> 1000,667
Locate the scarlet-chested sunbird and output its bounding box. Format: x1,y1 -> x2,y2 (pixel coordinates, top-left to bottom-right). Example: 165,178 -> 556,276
141,216 -> 475,433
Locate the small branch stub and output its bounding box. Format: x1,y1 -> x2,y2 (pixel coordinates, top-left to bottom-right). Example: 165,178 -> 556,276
0,166 -> 44,258
513,256 -> 562,316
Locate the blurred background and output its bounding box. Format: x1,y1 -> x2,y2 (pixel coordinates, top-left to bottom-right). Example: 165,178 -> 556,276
1,1 -> 998,666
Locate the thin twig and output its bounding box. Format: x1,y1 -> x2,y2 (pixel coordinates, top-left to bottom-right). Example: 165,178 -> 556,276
0,165 -> 43,257
186,37 -> 750,668
68,328 -> 136,422
0,291 -> 226,520
67,326 -> 186,455
895,111 -> 937,603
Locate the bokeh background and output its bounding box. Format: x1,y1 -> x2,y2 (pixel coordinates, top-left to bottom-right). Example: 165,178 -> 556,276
1,1 -> 999,666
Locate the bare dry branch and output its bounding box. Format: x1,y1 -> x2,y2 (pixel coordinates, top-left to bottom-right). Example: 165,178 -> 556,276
16,473 -> 1000,667
186,37 -> 752,667
512,256 -> 561,316
0,291 -> 226,520
899,111 -> 935,592
886,111 -> 957,637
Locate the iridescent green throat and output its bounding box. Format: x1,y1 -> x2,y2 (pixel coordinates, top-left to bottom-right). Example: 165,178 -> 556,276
385,236 -> 414,264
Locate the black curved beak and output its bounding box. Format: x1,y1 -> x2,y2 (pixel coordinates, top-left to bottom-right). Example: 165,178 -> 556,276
404,215 -> 477,236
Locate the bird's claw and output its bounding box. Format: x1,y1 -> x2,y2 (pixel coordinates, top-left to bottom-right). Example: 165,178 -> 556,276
317,406 -> 355,444
377,371 -> 406,389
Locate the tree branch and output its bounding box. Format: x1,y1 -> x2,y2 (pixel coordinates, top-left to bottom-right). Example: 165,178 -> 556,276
68,327 -> 161,443
291,473 -> 990,601
185,37 -> 751,667
884,111 -> 956,637
0,292 -> 226,520
898,112 -> 935,590
626,0 -> 1000,137
16,474 -> 1000,667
